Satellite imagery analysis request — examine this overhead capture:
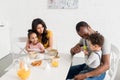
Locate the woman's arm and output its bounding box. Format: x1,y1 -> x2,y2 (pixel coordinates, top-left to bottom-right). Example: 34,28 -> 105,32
46,31 -> 53,50
39,43 -> 45,53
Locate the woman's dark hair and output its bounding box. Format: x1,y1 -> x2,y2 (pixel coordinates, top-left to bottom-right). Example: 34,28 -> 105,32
76,21 -> 90,32
28,29 -> 38,39
32,18 -> 48,45
88,32 -> 104,47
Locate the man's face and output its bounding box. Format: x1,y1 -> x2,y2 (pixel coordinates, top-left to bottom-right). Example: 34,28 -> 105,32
77,26 -> 90,39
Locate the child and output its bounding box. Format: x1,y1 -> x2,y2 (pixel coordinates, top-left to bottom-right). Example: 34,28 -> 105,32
80,32 -> 104,74
26,30 -> 45,53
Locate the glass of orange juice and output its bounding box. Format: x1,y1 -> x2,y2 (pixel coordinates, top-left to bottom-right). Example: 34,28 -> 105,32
17,68 -> 30,80
51,58 -> 59,67
17,57 -> 31,80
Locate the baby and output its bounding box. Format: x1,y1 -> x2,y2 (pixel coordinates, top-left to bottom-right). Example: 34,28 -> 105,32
80,32 -> 104,74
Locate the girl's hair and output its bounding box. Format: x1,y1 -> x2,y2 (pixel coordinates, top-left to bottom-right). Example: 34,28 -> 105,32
28,29 -> 38,39
87,32 -> 104,47
76,21 -> 90,32
32,18 -> 48,45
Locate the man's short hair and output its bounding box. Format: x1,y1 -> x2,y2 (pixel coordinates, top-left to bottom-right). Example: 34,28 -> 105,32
76,21 -> 89,32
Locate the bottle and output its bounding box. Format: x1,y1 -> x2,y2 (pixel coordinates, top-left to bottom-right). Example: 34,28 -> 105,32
83,39 -> 87,50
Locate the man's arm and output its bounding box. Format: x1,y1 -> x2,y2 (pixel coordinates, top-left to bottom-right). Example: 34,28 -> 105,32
74,54 -> 110,80
85,54 -> 110,77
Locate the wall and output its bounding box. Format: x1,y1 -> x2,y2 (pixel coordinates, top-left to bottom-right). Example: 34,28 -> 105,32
0,0 -> 120,79
0,0 -> 120,54
0,25 -> 10,59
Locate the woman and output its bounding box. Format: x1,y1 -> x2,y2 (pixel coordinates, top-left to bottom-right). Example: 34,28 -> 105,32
26,18 -> 53,51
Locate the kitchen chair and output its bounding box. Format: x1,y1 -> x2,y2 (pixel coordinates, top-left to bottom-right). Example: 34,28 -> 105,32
104,44 -> 120,80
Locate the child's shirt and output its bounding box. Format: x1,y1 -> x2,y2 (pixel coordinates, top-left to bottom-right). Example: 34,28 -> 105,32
29,42 -> 44,52
85,50 -> 102,68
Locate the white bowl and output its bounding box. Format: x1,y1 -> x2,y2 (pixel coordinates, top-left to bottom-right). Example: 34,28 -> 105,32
47,49 -> 58,56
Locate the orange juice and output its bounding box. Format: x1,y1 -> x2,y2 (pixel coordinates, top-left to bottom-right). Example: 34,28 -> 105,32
17,60 -> 30,80
51,58 -> 59,67
17,68 -> 30,80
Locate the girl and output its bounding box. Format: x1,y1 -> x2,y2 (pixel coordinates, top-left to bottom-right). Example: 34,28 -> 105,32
26,30 -> 45,53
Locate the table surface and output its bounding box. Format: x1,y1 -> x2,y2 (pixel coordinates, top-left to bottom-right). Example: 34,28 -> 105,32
0,53 -> 72,80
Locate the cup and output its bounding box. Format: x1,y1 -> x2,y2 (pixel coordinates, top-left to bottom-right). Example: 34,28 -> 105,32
51,58 -> 59,67
17,57 -> 31,80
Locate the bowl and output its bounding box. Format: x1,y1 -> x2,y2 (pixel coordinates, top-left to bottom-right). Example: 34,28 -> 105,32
47,49 -> 58,56
28,52 -> 38,59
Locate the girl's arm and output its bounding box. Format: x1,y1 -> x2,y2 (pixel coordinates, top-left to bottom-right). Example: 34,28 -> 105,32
25,39 -> 31,52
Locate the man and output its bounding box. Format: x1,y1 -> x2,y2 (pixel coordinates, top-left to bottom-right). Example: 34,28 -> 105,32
66,21 -> 111,80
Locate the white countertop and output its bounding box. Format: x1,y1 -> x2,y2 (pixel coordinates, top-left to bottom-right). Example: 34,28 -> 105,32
0,53 -> 72,80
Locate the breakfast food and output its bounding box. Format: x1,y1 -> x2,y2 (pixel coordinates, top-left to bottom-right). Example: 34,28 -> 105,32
31,60 -> 42,66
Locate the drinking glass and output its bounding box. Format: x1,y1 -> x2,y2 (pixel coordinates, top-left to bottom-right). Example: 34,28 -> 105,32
51,58 -> 59,67
17,56 -> 31,80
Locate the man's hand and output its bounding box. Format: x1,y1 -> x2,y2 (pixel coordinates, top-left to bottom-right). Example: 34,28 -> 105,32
70,44 -> 81,55
74,74 -> 87,80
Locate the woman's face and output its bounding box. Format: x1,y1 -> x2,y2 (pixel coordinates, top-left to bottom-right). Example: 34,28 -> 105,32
77,27 -> 90,39
36,24 -> 44,34
30,33 -> 38,44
